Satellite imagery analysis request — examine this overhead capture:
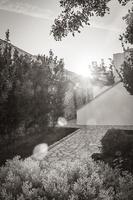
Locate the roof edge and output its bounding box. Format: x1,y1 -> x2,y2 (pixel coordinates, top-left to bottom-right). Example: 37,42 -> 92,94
77,80 -> 121,111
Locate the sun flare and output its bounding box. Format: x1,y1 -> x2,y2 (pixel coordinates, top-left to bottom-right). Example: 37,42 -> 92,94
76,66 -> 93,79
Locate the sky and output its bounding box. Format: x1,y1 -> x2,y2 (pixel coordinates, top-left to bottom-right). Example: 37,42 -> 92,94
0,0 -> 132,76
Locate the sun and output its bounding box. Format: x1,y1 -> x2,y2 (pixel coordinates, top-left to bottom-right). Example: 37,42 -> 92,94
76,66 -> 93,78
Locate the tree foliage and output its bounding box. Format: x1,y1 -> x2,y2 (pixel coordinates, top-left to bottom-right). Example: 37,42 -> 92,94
121,7 -> 133,45
0,32 -> 67,137
0,40 -> 35,136
120,7 -> 133,95
51,0 -> 131,40
89,59 -> 115,86
36,50 -> 67,126
52,0 -> 133,95
121,51 -> 133,94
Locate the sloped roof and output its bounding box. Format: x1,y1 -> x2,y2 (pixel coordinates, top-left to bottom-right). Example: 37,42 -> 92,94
0,39 -> 34,57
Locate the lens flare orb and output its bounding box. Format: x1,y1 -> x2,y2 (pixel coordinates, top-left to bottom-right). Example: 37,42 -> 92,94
57,117 -> 67,126
32,143 -> 48,161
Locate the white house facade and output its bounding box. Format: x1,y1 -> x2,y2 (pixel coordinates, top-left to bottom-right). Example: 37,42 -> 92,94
77,82 -> 133,125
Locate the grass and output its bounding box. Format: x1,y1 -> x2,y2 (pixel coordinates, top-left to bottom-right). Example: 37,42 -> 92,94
0,127 -> 78,166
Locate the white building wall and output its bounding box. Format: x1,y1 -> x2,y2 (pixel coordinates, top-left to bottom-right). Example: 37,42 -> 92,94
77,82 -> 133,125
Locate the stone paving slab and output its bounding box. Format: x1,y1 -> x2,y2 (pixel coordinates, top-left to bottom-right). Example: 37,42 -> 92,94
44,126 -> 133,167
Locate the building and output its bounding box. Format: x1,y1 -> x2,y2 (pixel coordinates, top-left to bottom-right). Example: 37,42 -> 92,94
77,81 -> 133,125
113,48 -> 133,81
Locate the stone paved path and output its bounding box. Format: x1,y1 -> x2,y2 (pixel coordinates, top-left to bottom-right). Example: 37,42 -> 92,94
44,126 -> 133,167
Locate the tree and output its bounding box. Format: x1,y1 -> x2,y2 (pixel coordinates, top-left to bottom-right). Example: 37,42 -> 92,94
5,29 -> 10,43
51,0 -> 131,40
106,59 -> 115,85
46,50 -> 67,126
119,8 -> 133,95
120,8 -> 133,45
29,50 -> 67,127
0,36 -> 33,137
89,60 -> 115,85
52,0 -> 133,94
28,56 -> 50,129
0,31 -> 49,137
0,33 -> 13,136
0,32 -> 27,136
121,52 -> 133,94
0,30 -> 67,138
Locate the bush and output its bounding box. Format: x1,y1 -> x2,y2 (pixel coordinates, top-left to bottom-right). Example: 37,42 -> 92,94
1,156 -> 133,199
100,129 -> 133,172
101,129 -> 133,156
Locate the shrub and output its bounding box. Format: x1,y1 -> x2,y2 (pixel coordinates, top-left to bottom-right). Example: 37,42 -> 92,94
1,156 -> 133,199
101,129 -> 133,157
100,129 -> 133,172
